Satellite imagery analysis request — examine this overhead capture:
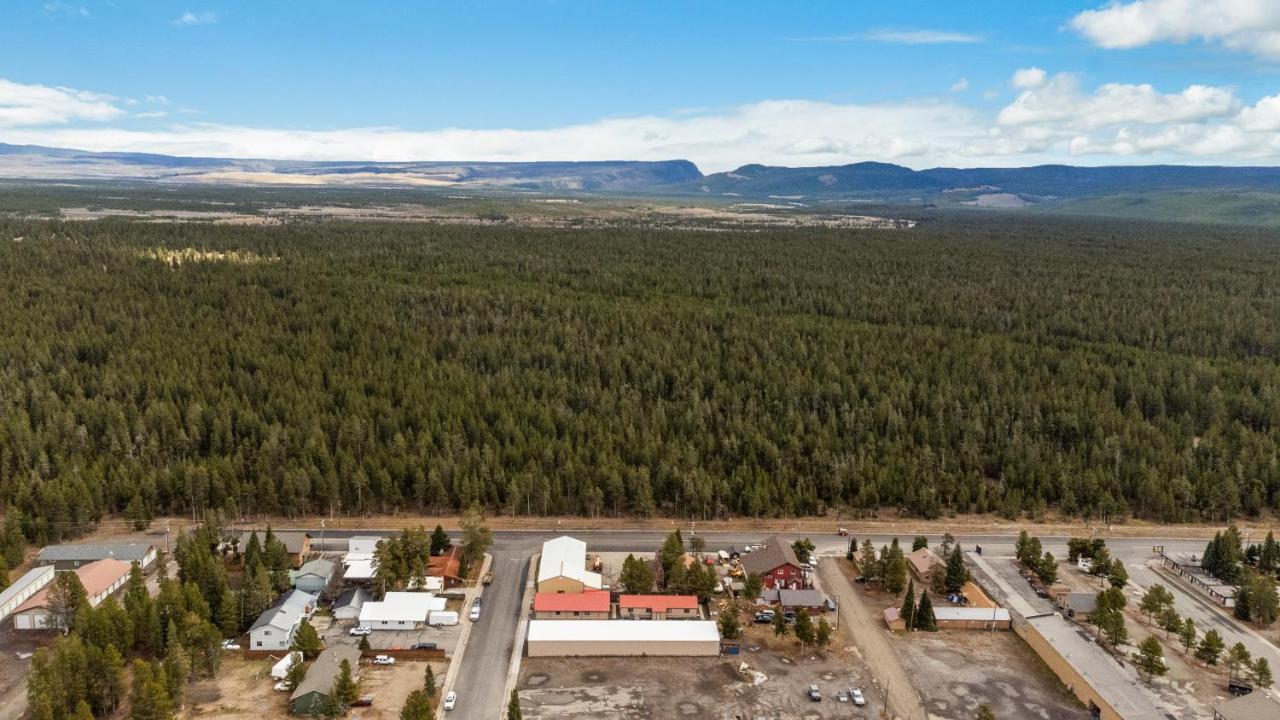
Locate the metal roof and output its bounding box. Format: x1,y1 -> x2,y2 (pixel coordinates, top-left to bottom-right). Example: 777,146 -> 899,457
535,590 -> 611,613
38,543 -> 154,563
358,592 -> 446,623
537,536 -> 603,588
0,566 -> 55,612
618,594 -> 699,611
740,536 -> 802,575
14,558 -> 131,614
290,644 -> 361,702
528,620 -> 720,643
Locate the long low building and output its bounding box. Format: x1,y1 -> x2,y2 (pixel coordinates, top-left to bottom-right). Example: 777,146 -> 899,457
0,566 -> 56,624
359,592 -> 446,629
37,542 -> 156,571
534,590 -> 611,620
14,558 -> 131,630
527,620 -> 721,657
884,605 -> 1012,631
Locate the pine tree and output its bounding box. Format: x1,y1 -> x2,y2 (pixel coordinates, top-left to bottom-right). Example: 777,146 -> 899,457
424,664 -> 437,698
744,573 -> 763,600
129,659 -> 173,720
976,705 -> 995,720
1226,642 -> 1253,682
772,610 -> 788,638
1133,636 -> 1167,679
619,554 -> 654,594
899,580 -> 916,630
718,606 -> 740,640
1158,607 -> 1182,637
331,658 -> 359,709
915,592 -> 937,632
1178,617 -> 1197,654
1108,562 -> 1128,589
400,689 -> 433,720
884,539 -> 907,594
0,556 -> 9,593
1196,629 -> 1225,665
47,571 -> 89,633
430,525 -> 450,556
816,618 -> 832,647
794,608 -> 815,646
292,620 -> 324,659
858,540 -> 879,581
1252,657 -> 1273,689
507,689 -> 523,720
944,546 -> 968,593
912,536 -> 928,551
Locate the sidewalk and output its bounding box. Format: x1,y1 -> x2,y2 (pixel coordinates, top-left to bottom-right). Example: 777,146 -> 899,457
499,553 -> 539,716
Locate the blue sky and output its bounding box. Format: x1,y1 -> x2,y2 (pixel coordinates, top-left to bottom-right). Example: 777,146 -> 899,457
3,0 -> 1280,170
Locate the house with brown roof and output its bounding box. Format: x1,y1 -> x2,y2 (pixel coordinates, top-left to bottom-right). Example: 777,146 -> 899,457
429,545 -> 464,588
236,531 -> 312,568
13,558 -> 131,630
533,590 -> 611,620
618,595 -> 700,620
740,536 -> 805,589
906,547 -> 944,583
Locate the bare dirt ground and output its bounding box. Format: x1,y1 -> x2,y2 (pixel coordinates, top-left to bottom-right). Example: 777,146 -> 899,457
182,654 -> 445,720
818,557 -> 927,720
894,632 -> 1088,719
517,649 -> 879,720
0,628 -> 50,720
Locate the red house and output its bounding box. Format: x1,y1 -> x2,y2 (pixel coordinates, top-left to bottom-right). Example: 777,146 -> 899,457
741,536 -> 806,589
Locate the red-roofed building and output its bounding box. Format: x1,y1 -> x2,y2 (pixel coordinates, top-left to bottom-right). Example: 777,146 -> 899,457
13,558 -> 132,631
428,545 -> 464,588
533,590 -> 611,620
618,594 -> 701,620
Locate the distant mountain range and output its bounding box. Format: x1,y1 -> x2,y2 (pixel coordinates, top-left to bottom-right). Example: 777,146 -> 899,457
5,142 -> 1280,212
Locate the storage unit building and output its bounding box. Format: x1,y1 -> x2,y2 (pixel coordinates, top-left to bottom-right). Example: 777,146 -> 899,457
534,590 -> 611,620
528,620 -> 720,657
13,558 -> 131,630
617,595 -> 700,620
0,565 -> 55,625
37,543 -> 156,571
358,592 -> 446,630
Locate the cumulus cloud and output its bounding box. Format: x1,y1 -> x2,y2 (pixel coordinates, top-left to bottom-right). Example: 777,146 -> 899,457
174,10 -> 218,27
0,78 -> 125,127
5,74 -> 1280,169
998,71 -> 1238,128
1072,0 -> 1280,58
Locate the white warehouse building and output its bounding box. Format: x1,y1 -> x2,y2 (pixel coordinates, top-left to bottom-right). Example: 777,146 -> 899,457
358,592 -> 446,630
526,620 -> 721,657
0,565 -> 56,625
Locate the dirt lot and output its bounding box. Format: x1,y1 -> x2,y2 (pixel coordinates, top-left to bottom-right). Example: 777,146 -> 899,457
894,631 -> 1088,719
517,621 -> 881,720
0,628 -> 51,720
182,653 -> 446,720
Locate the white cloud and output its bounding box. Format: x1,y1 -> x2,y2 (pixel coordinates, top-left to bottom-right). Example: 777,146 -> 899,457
4,74 -> 1280,170
1072,0 -> 1280,58
0,78 -> 125,127
174,10 -> 218,27
1011,67 -> 1047,90
998,71 -> 1238,128
950,78 -> 970,93
43,2 -> 90,18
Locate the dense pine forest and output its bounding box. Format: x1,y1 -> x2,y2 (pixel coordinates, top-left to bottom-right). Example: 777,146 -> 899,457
0,209 -> 1278,542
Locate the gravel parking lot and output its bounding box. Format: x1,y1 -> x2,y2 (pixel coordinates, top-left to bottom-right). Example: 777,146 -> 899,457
516,623 -> 882,720
324,609 -> 464,655
894,630 -> 1089,719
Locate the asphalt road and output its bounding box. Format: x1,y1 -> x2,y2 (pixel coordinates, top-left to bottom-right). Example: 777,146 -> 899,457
279,527 -> 1229,719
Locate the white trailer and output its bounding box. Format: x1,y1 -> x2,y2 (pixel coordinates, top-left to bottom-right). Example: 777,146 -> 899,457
428,611 -> 459,626
271,651 -> 301,680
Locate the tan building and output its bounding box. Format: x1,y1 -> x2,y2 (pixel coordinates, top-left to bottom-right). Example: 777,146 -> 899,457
537,536 -> 603,593
533,591 -> 611,620
617,595 -> 700,620
906,547 -> 944,583
526,620 -> 720,657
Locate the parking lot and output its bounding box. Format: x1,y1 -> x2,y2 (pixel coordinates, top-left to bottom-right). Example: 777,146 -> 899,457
322,608 -> 466,655
516,622 -> 881,720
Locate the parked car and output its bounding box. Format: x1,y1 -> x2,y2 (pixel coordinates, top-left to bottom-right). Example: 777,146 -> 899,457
443,691 -> 457,711
350,626 -> 373,636
807,685 -> 821,702
754,610 -> 775,623
412,642 -> 437,650
351,695 -> 374,707
372,655 -> 395,665
220,639 -> 241,651
482,572 -> 494,585
836,691 -> 849,703
469,603 -> 482,621
837,527 -> 849,536
273,681 -> 291,692
851,688 -> 865,706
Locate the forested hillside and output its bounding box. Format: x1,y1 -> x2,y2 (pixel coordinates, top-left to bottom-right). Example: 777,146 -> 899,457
0,213 -> 1278,541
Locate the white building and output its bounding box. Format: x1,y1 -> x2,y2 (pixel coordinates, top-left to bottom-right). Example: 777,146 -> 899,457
526,620 -> 721,657
13,559 -> 131,630
358,592 -> 446,630
348,537 -> 382,555
333,588 -> 370,621
0,565 -> 55,624
248,590 -> 315,651
537,536 -> 603,593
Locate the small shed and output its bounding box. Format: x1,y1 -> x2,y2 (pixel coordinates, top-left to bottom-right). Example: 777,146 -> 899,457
291,559 -> 336,595
333,588 -> 370,621
1062,592 -> 1098,619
